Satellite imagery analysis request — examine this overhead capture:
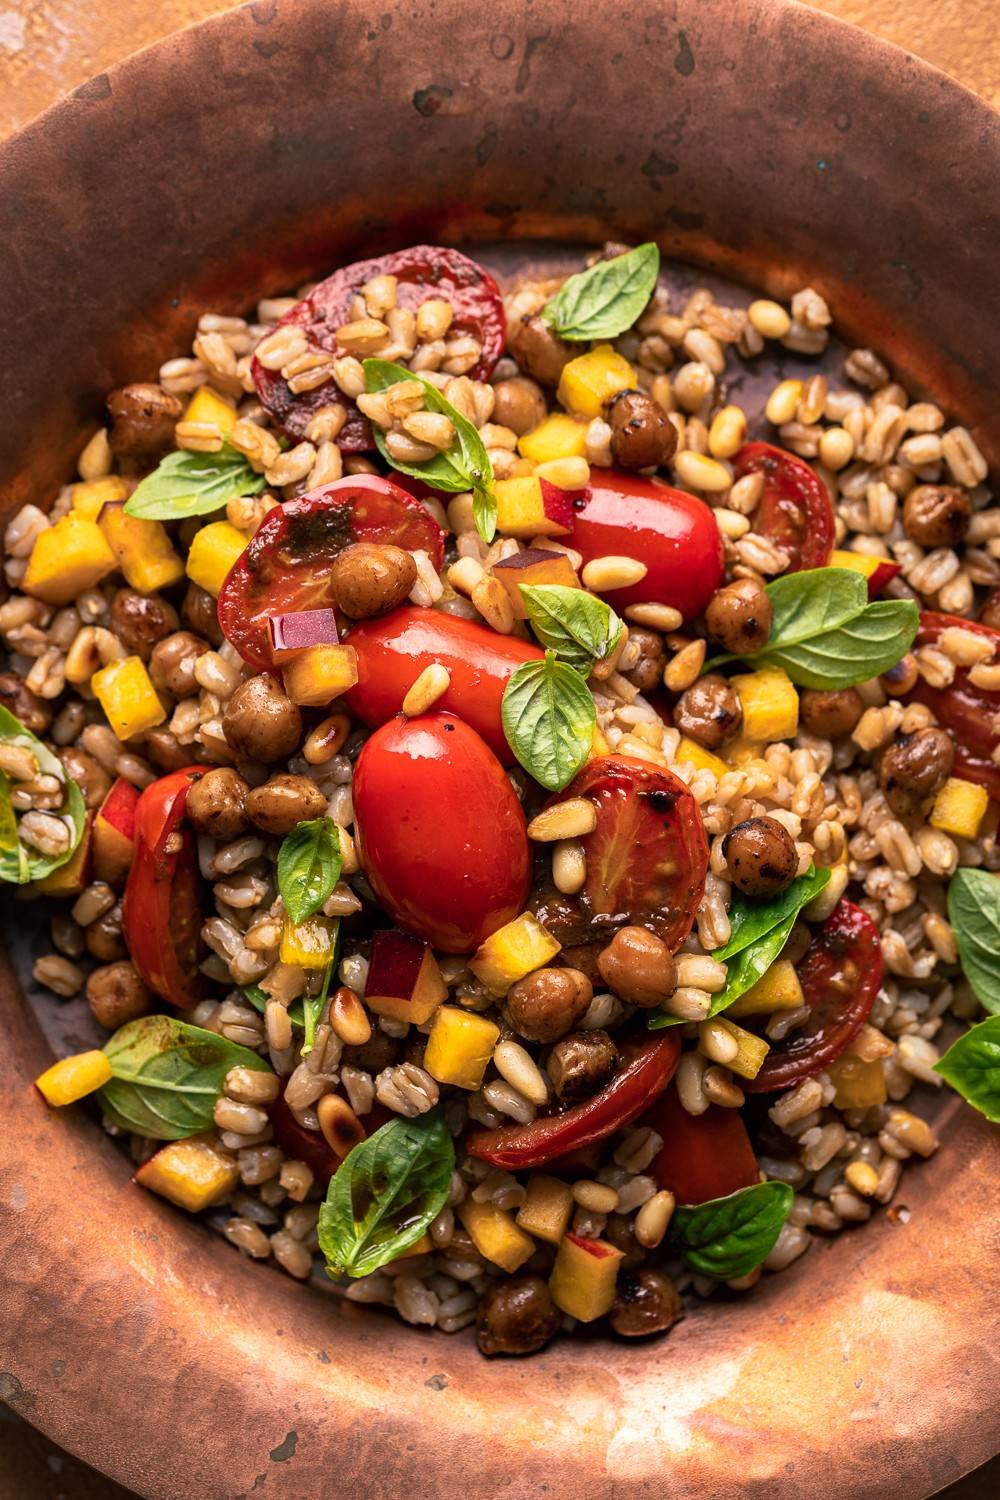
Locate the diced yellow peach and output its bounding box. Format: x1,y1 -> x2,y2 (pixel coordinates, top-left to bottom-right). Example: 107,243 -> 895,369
134,1139 -> 239,1212
185,520 -> 247,597
91,656 -> 166,740
733,666 -> 799,742
30,815 -> 93,897
72,476 -> 128,521
22,513 -> 117,606
184,385 -> 237,436
458,1198 -> 535,1274
516,1174 -> 574,1245
469,913 -> 561,995
518,413 -> 588,465
491,547 -> 580,619
590,724 -> 612,758
549,1233 -> 623,1321
830,548 -> 880,582
930,777 -> 989,840
722,735 -> 762,769
725,958 -> 805,1018
557,345 -> 637,419
35,1049 -> 112,1106
365,932 -> 447,1023
424,1006 -> 500,1090
281,643 -> 359,708
715,1017 -> 770,1080
279,914 -> 338,970
827,1054 -> 888,1111
99,503 -> 185,593
676,736 -> 728,779
494,476 -> 574,539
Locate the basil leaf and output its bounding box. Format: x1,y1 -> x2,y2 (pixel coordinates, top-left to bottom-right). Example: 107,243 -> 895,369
934,1016 -> 1000,1123
541,243 -> 660,342
302,949 -> 339,1058
763,567 -> 868,647
124,443 -> 266,521
317,1108 -> 455,1277
947,869 -> 1000,1016
97,1015 -> 272,1139
0,705 -> 86,885
243,984 -> 306,1031
715,865 -> 832,961
277,817 -> 342,926
501,652 -> 596,792
363,359 -> 496,542
519,584 -> 624,672
670,1181 -> 794,1279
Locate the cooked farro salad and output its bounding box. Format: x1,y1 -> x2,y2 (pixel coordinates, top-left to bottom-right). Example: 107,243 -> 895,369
14,242 -> 1000,1355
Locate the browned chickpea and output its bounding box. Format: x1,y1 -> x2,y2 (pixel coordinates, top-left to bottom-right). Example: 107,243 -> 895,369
0,672 -> 51,734
979,588 -> 1000,630
902,484 -> 972,547
148,630 -> 209,699
477,1276 -> 561,1357
490,376 -> 547,436
58,747 -> 111,810
328,543 -> 417,619
342,1029 -> 401,1074
597,925 -> 676,1008
85,906 -> 126,962
182,583 -> 224,646
86,960 -> 150,1029
706,578 -> 773,655
221,674 -> 302,763
506,313 -> 575,387
878,727 -> 954,817
605,390 -> 678,470
609,1269 -> 684,1338
106,382 -> 183,457
724,816 -> 798,898
546,1029 -> 619,1101
672,674 -> 742,750
110,588 -> 179,660
623,628 -> 665,693
246,773 -> 328,836
503,966 -> 593,1043
146,727 -> 197,772
185,767 -> 250,840
799,687 -> 865,739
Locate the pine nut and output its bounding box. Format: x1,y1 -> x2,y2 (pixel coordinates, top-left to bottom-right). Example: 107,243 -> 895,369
845,1161 -> 880,1197
698,1018 -> 740,1065
535,456 -> 591,490
304,712 -> 350,765
582,556 -> 648,592
328,986 -> 372,1047
77,428 -> 112,480
663,638 -> 706,691
968,662 -> 1000,691
448,556 -> 486,596
316,1094 -> 367,1158
819,426 -> 855,470
402,663 -> 451,716
708,406 -> 747,460
625,603 -> 683,632
471,576 -> 515,634
665,986 -> 713,1022
552,838 -> 587,894
674,450 -> 732,492
675,1051 -> 709,1114
713,507 -> 751,539
635,1189 -> 675,1248
702,1066 -> 745,1108
572,1180 -> 619,1214
416,298 -> 454,341
493,1040 -> 549,1106
765,379 -> 803,426
748,300 -> 791,339
886,1108 -> 938,1158
527,798 -> 597,841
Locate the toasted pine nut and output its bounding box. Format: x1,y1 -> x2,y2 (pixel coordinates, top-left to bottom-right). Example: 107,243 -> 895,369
527,798 -> 597,842
337,825 -> 359,876
702,1066 -> 745,1108
552,838 -> 586,895
572,1180 -> 619,1214
448,556 -> 486,596
748,300 -> 791,340
582,555 -> 648,592
78,428 -> 112,480
316,1094 -> 367,1158
471,576 -> 515,634
493,1040 -> 549,1106
402,663 -> 451,716
674,450 -> 732,492
635,1189 -> 675,1248
328,986 -> 372,1047
624,602 -> 683,632
304,712 -> 350,765
968,662 -> 1000,691
765,379 -> 803,426
713,507 -> 750,539
886,1108 -> 938,1159
663,638 -> 706,691
535,456 -> 591,490
845,1161 -> 880,1197
819,426 -> 855,470
416,298 -> 454,341
698,1018 -> 740,1065
708,406 -> 748,460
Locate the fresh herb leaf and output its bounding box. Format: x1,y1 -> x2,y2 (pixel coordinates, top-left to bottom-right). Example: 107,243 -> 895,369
519,584 -> 625,672
0,705 -> 86,885
302,949 -> 339,1058
97,1015 -> 272,1139
669,1181 -> 794,1279
501,651 -> 596,792
761,568 -> 868,649
277,818 -> 341,926
934,1015 -> 1000,1123
947,869 -> 1000,1016
123,443 -> 266,521
317,1108 -> 455,1277
715,865 -> 832,961
243,984 -> 306,1031
541,243 -> 660,342
363,359 -> 496,542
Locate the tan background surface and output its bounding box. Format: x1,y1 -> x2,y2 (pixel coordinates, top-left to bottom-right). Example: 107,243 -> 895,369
0,0 -> 997,1496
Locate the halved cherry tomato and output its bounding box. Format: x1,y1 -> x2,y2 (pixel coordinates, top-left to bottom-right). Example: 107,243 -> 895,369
270,1091 -> 341,1184
353,712 -> 530,953
252,245 -> 506,442
466,1032 -> 681,1169
346,606 -> 542,764
569,470 -> 724,619
645,1086 -> 758,1205
218,476 -> 444,671
122,767 -> 205,1009
743,900 -> 882,1093
905,611 -> 1000,798
733,441 -> 835,572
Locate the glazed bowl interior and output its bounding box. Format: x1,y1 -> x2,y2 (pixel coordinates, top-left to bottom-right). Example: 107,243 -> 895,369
1,2 -> 999,1497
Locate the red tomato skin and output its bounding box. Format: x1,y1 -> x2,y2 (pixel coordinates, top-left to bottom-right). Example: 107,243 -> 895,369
906,611 -> 1000,797
122,767 -> 205,1008
732,442 -> 835,572
569,471 -> 724,619
346,607 -> 543,764
353,712 -> 531,953
645,1086 -> 758,1205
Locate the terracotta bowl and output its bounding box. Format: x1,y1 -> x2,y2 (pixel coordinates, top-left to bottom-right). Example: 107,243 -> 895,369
1,1 -> 999,1495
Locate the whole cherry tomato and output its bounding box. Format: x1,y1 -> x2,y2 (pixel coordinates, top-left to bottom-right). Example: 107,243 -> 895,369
905,611 -> 1000,798
743,900 -> 882,1092
569,470 -> 724,619
353,711 -> 531,953
346,607 -> 543,764
466,1032 -> 681,1169
645,1086 -> 759,1205
732,441 -> 835,571
253,245 -> 506,442
218,476 -> 444,672
122,767 -> 205,1008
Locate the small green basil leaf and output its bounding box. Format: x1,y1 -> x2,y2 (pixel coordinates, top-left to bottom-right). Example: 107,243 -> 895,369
124,443 -> 266,521
541,243 -> 660,341
649,912 -> 798,1032
761,598 -> 919,689
763,568 -> 868,648
318,1108 -> 455,1277
0,705 -> 86,885
715,865 -> 832,961
97,1015 -> 272,1139
669,1181 -> 794,1279
501,652 -> 596,792
519,584 -> 625,671
947,868 -> 1000,1016
277,817 -> 342,926
934,1016 -> 1000,1123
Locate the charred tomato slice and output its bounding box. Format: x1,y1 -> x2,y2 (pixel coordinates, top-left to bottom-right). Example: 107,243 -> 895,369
733,441 -> 835,572
905,611 -> 1000,798
122,768 -> 205,1009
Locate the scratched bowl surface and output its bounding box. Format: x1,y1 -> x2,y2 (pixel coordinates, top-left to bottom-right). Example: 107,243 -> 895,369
1,2 -> 999,1497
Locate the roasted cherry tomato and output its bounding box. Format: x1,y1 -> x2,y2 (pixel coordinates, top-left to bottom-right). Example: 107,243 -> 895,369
346,606 -> 543,764
252,245 -> 506,442
353,712 -> 530,953
122,767 -> 205,1008
733,441 -> 835,572
270,1091 -> 341,1184
905,611 -> 1000,797
466,1032 -> 681,1169
569,470 -> 724,619
645,1086 -> 758,1205
743,900 -> 882,1093
218,476 -> 444,672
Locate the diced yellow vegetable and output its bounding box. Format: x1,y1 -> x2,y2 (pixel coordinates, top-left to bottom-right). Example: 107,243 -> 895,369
725,958 -> 805,1018
91,656 -> 166,740
31,815 -> 93,897
716,1017 -> 770,1081
134,1139 -> 239,1212
458,1198 -> 535,1274
99,504 -> 185,593
22,513 -> 117,606
282,644 -> 359,707
590,724 -> 612,758
733,666 -> 799,742
557,345 -> 637,419
827,1054 -> 888,1111
930,777 -> 989,840
829,548 -> 880,583
517,412 -> 588,465
390,1232 -> 433,1261
35,1049 -> 112,1106
424,1006 -> 500,1090
185,520 -> 247,597
676,736 -> 728,779
469,912 -> 561,995
72,476 -> 128,521
516,1174 -> 574,1245
184,385 -> 237,436
549,1234 -> 623,1321
722,735 -> 763,769
279,914 -> 338,969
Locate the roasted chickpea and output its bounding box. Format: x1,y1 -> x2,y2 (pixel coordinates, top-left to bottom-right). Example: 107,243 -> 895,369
146,727 -> 197,772
246,773 -> 328,836
902,484 -> 972,547
878,726 -> 954,817
723,815 -> 798,898
597,925 -> 676,1008
490,376 -> 547,437
799,687 -> 865,739
0,672 -> 51,734
623,628 -> 665,693
182,583 -> 225,647
503,966 -> 593,1043
58,747 -> 111,810
85,906 -> 126,962
148,630 -> 209,700
222,674 -> 302,763
546,1029 -> 619,1102
476,1276 -> 561,1357
342,1029 -> 401,1074
605,389 -> 678,470
978,588 -> 1000,630
705,578 -> 773,655
609,1269 -> 684,1338
506,313 -> 575,387
603,1212 -> 645,1271
106,382 -> 183,457
110,588 -> 179,660
327,543 -> 416,619
672,674 -> 741,750
86,960 -> 151,1029
185,767 -> 250,840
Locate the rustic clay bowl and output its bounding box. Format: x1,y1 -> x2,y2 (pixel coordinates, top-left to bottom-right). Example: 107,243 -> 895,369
1,1 -> 999,1495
